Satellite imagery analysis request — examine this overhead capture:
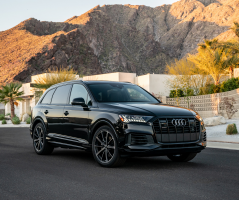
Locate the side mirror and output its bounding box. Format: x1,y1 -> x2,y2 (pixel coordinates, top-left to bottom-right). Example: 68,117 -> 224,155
71,98 -> 87,107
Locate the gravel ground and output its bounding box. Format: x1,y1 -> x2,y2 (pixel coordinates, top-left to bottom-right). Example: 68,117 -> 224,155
206,118 -> 239,139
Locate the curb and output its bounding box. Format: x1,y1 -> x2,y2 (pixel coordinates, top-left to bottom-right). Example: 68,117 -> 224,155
208,140 -> 239,144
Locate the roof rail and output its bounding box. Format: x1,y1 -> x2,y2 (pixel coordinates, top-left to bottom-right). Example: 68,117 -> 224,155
49,80 -> 83,88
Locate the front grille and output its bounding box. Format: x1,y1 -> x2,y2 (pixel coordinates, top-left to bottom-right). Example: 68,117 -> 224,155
153,118 -> 200,143
130,134 -> 154,145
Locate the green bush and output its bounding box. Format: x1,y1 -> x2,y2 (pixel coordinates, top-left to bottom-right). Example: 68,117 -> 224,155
226,123 -> 238,135
186,89 -> 194,96
0,114 -> 4,120
209,84 -> 221,94
5,113 -> 10,116
199,77 -> 239,95
220,77 -> 239,92
2,119 -> 7,124
169,89 -> 184,98
12,116 -> 21,125
26,117 -> 31,124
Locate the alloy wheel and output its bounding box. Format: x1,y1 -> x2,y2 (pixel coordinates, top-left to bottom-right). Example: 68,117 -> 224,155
94,130 -> 115,163
33,126 -> 44,152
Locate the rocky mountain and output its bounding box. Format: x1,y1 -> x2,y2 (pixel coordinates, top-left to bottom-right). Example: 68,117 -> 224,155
0,0 -> 239,84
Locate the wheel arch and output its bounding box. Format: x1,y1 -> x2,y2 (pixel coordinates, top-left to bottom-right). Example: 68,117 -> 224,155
31,117 -> 47,138
89,119 -> 118,144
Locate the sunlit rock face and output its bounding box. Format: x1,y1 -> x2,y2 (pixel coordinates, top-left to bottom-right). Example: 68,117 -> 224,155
1,0 -> 239,84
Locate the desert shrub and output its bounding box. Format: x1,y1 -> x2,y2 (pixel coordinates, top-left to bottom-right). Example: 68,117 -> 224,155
226,124 -> 238,135
169,89 -> 184,98
0,114 -> 4,120
12,116 -> 20,124
220,77 -> 239,92
26,117 -> 31,124
2,119 -> 7,124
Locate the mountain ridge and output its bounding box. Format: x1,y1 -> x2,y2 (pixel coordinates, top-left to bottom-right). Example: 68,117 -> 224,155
0,0 -> 239,84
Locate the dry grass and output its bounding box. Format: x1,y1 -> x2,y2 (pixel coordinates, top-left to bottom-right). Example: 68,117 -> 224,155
33,68 -> 78,89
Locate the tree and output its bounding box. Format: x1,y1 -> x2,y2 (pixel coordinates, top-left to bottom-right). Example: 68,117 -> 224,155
230,22 -> 239,38
188,47 -> 239,85
32,68 -> 78,90
0,82 -> 24,119
166,58 -> 210,95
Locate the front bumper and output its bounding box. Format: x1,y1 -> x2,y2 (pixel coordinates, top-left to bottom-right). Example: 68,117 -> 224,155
119,121 -> 206,157
119,143 -> 206,157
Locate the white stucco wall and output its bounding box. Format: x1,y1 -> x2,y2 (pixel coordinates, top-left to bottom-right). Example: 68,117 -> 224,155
0,103 -> 4,109
83,72 -> 136,83
136,74 -> 174,96
135,74 -> 150,92
234,68 -> 239,78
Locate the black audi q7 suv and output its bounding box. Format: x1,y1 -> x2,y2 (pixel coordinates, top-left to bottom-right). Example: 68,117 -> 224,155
30,80 -> 206,167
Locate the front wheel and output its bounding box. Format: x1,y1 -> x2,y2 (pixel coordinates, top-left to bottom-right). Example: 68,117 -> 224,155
167,153 -> 197,162
92,125 -> 126,167
33,123 -> 54,155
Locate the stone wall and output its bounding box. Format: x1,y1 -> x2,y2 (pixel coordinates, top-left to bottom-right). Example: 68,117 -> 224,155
165,88 -> 239,119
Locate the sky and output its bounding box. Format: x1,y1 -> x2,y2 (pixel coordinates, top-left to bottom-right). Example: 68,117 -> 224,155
0,0 -> 178,32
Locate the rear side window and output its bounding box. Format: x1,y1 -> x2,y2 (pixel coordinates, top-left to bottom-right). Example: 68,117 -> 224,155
51,85 -> 72,104
41,89 -> 55,104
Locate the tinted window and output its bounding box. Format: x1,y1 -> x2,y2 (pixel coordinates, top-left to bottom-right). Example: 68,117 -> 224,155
88,83 -> 158,103
51,85 -> 71,104
69,84 -> 91,105
41,89 -> 55,104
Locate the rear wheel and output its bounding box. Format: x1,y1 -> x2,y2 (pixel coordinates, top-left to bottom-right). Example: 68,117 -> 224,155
92,125 -> 126,167
33,123 -> 54,155
167,153 -> 197,162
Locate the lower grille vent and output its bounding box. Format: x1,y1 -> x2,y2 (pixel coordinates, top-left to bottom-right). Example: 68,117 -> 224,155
161,143 -> 197,148
131,134 -> 148,145
130,134 -> 154,145
203,132 -> 207,142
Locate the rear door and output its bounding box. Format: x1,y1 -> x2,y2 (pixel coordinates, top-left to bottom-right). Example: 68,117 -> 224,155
44,85 -> 71,136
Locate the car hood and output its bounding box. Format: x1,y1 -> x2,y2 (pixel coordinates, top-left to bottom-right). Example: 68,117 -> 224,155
101,103 -> 195,117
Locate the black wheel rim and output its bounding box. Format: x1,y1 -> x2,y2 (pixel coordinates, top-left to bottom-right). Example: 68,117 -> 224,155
33,126 -> 44,152
94,130 -> 115,163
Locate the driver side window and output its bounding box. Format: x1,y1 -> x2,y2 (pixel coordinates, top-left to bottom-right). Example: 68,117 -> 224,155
69,84 -> 92,106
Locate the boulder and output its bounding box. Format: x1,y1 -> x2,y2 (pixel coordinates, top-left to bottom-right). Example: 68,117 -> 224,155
22,113 -> 30,122
204,116 -> 226,126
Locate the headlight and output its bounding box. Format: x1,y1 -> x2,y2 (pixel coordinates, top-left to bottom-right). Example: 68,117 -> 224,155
195,114 -> 203,122
119,115 -> 154,123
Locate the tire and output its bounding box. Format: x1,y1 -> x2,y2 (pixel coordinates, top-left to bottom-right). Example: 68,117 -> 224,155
92,125 -> 126,167
167,153 -> 197,162
33,122 -> 54,155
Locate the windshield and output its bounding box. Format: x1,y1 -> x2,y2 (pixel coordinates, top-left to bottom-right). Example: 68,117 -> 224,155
87,83 -> 159,103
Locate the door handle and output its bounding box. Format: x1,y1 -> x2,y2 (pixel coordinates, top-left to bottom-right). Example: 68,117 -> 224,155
64,111 -> 69,116
44,110 -> 48,115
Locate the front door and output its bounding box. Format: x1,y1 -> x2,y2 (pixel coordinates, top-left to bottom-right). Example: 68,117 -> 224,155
63,84 -> 92,146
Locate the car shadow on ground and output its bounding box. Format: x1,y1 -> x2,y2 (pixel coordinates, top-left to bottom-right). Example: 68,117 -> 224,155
51,148 -> 207,170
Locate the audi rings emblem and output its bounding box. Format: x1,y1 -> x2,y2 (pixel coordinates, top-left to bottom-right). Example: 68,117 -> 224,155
171,119 -> 186,126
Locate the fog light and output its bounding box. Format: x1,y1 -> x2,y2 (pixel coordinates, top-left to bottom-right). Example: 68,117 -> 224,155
200,142 -> 207,147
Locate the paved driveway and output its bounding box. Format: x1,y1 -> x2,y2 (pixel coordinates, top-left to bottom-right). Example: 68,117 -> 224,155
0,128 -> 239,200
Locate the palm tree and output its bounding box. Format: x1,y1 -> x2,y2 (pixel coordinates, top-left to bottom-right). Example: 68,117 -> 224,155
230,22 -> 239,38
188,47 -> 239,85
0,82 -> 24,119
